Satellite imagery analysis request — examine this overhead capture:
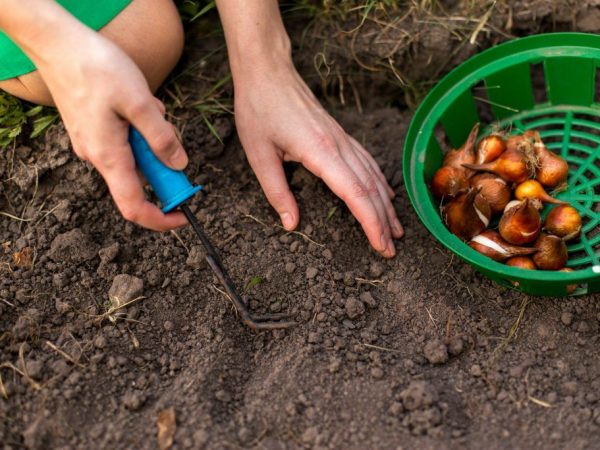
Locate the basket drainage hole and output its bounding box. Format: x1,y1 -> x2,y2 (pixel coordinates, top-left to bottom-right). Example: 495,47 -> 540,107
530,62 -> 548,104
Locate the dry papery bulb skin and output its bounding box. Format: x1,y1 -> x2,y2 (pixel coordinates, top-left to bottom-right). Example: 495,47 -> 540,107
532,233 -> 568,270
462,134 -> 537,183
443,188 -> 491,240
560,268 -> 578,294
544,204 -> 582,241
499,199 -> 542,246
431,166 -> 469,199
476,133 -> 506,165
469,230 -> 538,262
443,123 -> 480,174
506,256 -> 537,270
470,173 -> 511,215
515,180 -> 566,205
525,130 -> 569,189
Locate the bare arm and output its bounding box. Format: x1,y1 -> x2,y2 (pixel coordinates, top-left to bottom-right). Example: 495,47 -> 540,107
0,0 -> 188,231
215,0 -> 403,257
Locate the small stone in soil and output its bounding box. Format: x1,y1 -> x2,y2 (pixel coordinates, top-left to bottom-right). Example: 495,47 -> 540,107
447,335 -> 464,356
470,364 -> 482,377
561,312 -> 573,326
345,297 -> 365,319
371,367 -> 384,379
359,291 -> 377,308
369,261 -> 385,278
423,338 -> 448,365
122,391 -> 144,410
186,246 -> 207,269
98,242 -> 120,264
109,274 -> 144,306
306,267 -> 318,279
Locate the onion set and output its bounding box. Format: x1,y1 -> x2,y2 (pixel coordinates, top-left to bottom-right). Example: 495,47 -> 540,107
462,135 -> 536,183
470,173 -> 511,215
514,180 -> 566,205
544,204 -> 582,241
469,230 -> 537,262
443,188 -> 491,240
443,123 -> 479,172
499,199 -> 542,245
432,124 -> 578,286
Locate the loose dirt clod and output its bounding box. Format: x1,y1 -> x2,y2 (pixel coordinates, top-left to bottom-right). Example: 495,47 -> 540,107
345,297 -> 365,319
49,228 -> 98,262
186,245 -> 207,269
109,274 -> 144,305
98,242 -> 120,264
423,339 -> 449,365
400,381 -> 438,411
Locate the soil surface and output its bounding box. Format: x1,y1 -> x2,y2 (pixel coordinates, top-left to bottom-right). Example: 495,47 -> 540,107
2,4 -> 600,450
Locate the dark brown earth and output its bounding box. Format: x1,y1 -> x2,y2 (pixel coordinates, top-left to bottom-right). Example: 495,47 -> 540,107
2,3 -> 600,450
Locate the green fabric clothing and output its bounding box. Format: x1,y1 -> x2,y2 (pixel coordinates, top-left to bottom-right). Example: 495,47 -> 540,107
0,0 -> 133,81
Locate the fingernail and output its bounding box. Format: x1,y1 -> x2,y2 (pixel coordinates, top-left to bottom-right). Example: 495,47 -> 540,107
393,218 -> 404,236
380,233 -> 388,253
170,148 -> 188,169
281,213 -> 294,230
387,239 -> 396,257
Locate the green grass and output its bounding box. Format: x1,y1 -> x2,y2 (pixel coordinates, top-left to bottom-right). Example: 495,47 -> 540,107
0,92 -> 57,149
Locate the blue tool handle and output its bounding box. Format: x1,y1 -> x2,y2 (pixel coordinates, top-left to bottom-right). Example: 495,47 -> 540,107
128,127 -> 202,213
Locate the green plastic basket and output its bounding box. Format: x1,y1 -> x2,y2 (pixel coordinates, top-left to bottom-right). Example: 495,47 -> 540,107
404,33 -> 600,296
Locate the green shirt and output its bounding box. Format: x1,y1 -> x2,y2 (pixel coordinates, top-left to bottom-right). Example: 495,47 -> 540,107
0,0 -> 132,80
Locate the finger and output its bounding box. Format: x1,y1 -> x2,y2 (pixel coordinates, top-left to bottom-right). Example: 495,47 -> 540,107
120,95 -> 188,170
153,97 -> 167,116
246,144 -> 300,231
352,144 -> 404,239
93,146 -> 188,231
300,140 -> 389,256
349,136 -> 395,199
336,141 -> 395,257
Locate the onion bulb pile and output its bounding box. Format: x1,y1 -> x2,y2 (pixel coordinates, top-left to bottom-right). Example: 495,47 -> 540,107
432,126 -> 581,280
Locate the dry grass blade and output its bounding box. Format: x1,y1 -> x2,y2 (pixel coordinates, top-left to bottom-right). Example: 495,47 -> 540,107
357,341 -> 400,353
93,296 -> 146,325
355,277 -> 384,286
244,214 -> 324,247
0,373 -> 7,399
492,297 -> 530,362
170,230 -> 190,253
0,211 -> 31,222
0,345 -> 42,392
529,395 -> 553,408
469,0 -> 496,44
45,341 -> 85,368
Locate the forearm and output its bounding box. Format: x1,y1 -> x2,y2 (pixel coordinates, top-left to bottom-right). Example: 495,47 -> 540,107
214,0 -> 293,80
0,0 -> 90,67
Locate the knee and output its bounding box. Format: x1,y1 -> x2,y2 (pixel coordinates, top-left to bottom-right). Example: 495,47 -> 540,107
102,0 -> 185,92
0,72 -> 54,106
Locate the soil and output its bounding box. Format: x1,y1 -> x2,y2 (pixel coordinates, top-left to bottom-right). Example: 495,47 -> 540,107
2,3 -> 600,450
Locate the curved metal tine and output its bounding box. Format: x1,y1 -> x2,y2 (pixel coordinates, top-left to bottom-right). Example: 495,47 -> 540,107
181,204 -> 295,330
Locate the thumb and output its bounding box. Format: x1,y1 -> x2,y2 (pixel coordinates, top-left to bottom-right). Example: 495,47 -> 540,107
123,95 -> 188,170
247,147 -> 299,230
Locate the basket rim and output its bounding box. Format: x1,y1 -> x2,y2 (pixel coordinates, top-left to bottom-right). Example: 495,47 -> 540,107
403,32 -> 600,286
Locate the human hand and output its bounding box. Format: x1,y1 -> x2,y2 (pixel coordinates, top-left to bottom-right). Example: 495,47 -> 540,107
33,25 -> 189,231
233,62 -> 404,258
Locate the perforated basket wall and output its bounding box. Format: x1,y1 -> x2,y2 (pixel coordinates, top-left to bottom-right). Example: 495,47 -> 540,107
404,33 -> 600,296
